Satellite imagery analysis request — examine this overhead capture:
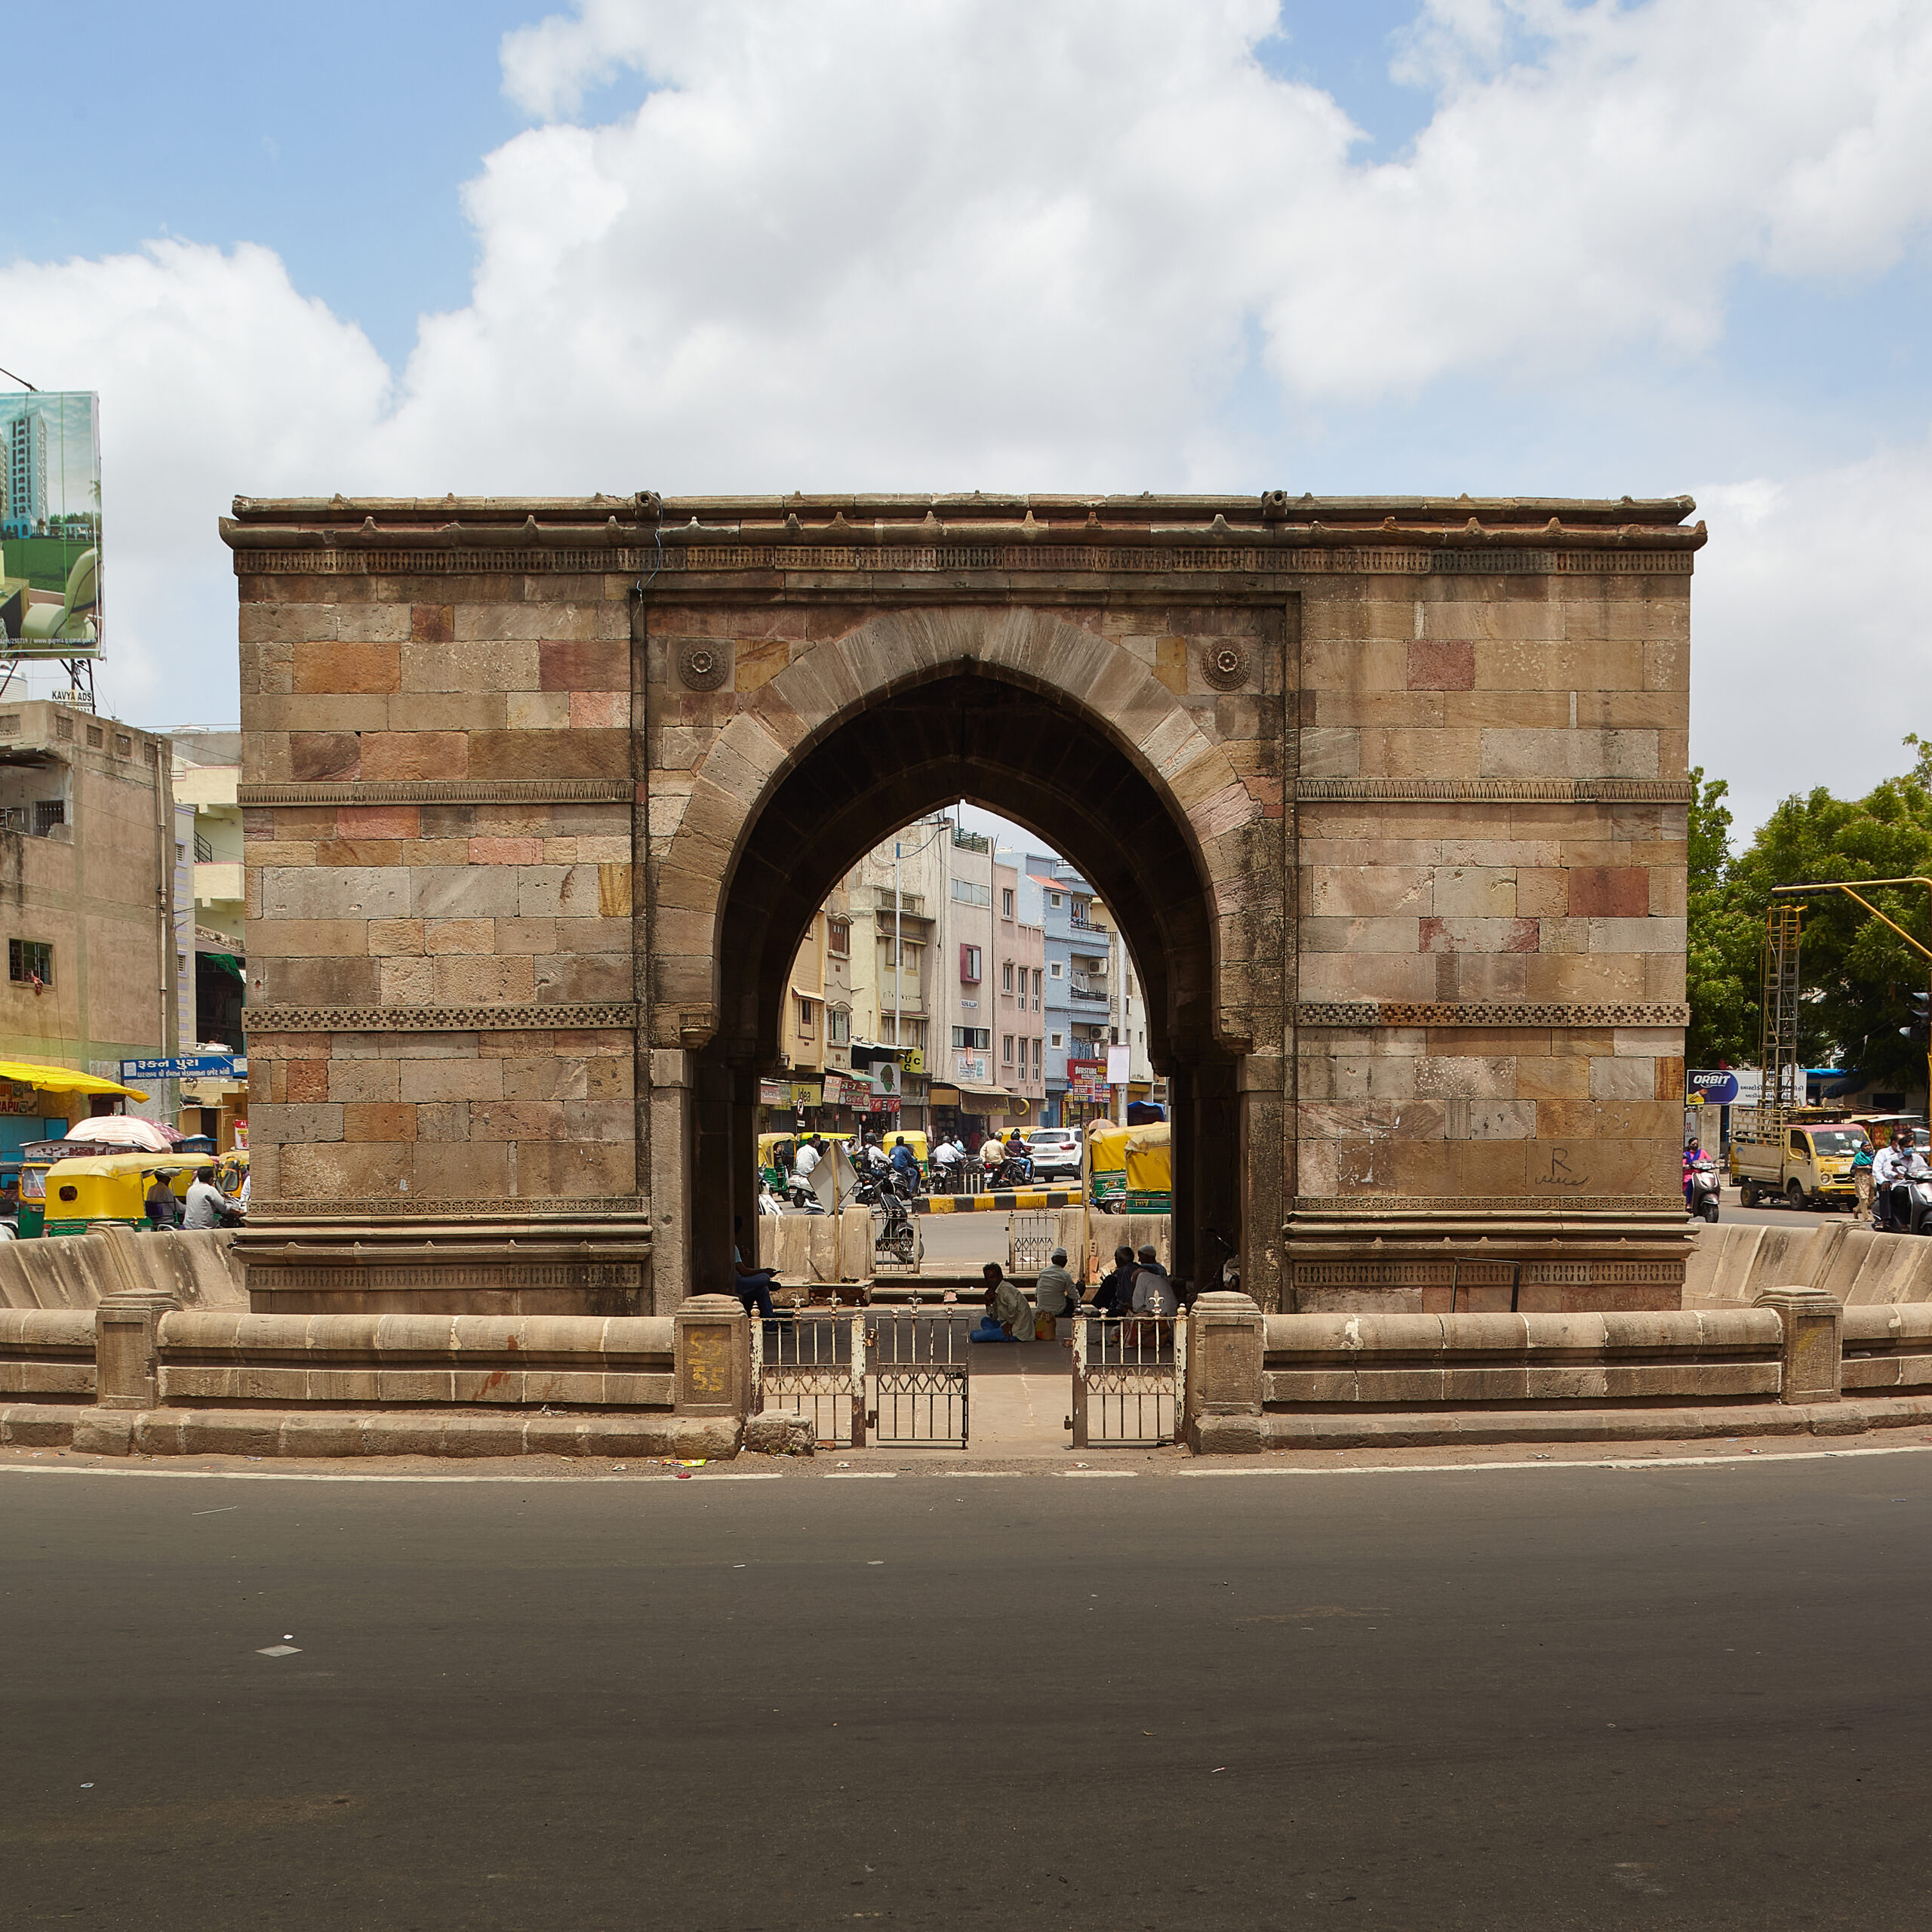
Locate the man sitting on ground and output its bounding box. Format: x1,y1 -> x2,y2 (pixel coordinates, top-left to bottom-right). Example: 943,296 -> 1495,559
1032,1246 -> 1080,1337
971,1261 -> 1033,1342
1094,1244 -> 1137,1318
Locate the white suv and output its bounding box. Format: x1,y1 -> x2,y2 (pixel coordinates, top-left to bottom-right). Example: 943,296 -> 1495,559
1026,1127 -> 1083,1182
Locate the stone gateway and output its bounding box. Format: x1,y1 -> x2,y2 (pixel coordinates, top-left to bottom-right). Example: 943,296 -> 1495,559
228,493 -> 1697,1316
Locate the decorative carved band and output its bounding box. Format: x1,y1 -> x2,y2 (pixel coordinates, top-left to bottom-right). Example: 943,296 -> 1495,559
254,1197 -> 651,1222
232,543 -> 1694,579
1295,1001 -> 1688,1029
1291,1258 -> 1684,1284
238,780 -> 635,806
1291,1195 -> 1686,1214
1293,778 -> 1695,804
245,1002 -> 641,1033
248,1263 -> 648,1291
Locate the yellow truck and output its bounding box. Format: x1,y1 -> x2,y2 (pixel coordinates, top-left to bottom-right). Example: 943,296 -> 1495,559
1729,1115 -> 1866,1211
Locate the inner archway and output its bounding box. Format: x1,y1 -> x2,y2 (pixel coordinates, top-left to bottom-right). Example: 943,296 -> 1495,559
686,662 -> 1258,1303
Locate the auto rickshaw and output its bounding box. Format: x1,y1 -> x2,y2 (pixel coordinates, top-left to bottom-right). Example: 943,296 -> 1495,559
1087,1123 -> 1131,1213
1085,1121 -> 1172,1214
41,1152 -> 206,1235
1122,1123 -> 1173,1212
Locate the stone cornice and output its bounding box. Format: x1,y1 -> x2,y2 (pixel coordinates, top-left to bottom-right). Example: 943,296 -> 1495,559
249,1197 -> 651,1223
1295,1001 -> 1688,1029
238,780 -> 635,807
245,1002 -> 641,1034
221,492 -> 1705,572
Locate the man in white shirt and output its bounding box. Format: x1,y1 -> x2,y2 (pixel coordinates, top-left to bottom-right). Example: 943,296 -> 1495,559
932,1137 -> 961,1186
1875,1128 -> 1927,1232
183,1168 -> 227,1230
793,1137 -> 823,1180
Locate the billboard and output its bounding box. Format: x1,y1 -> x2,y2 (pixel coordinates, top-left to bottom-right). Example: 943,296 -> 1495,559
0,391 -> 101,658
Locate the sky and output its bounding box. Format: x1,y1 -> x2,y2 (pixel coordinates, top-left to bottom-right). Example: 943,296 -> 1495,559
4,0 -> 1931,835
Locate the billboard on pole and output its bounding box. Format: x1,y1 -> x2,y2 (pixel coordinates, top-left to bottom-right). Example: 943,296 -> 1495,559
0,391 -> 101,658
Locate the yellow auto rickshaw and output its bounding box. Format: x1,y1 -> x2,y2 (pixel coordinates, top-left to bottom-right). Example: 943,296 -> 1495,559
1085,1122 -> 1171,1214
41,1152 -> 207,1235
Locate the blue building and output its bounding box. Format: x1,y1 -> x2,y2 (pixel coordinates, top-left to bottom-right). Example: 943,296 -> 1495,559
998,848 -> 1112,1127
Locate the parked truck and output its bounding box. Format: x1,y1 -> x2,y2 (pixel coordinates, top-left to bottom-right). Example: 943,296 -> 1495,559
1728,1112 -> 1866,1211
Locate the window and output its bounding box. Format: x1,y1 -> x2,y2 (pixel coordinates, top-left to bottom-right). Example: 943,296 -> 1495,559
34,801 -> 63,836
1001,888 -> 1014,918
951,878 -> 990,907
1003,1035 -> 1014,1063
952,1026 -> 990,1050
1050,961 -> 1063,980
1126,969 -> 1136,997
144,743 -> 159,767
10,940 -> 52,987
960,944 -> 981,982
85,724 -> 103,749
826,917 -> 850,957
53,715 -> 71,741
829,1007 -> 851,1044
795,995 -> 816,1034
1048,891 -> 1062,908
0,715 -> 17,735
1001,961 -> 1014,992
1032,968 -> 1041,1008
1051,1032 -> 1063,1049
114,734 -> 131,758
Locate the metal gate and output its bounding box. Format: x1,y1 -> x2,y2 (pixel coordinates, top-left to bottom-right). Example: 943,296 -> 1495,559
1069,1312 -> 1185,1446
867,1311 -> 969,1447
1008,1211 -> 1056,1276
752,1311 -> 867,1447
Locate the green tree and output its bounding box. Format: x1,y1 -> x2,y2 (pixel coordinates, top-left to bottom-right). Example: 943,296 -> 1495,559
1684,767 -> 1759,1069
1694,744 -> 1932,1093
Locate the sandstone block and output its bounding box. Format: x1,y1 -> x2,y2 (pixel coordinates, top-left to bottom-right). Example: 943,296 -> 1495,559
359,732 -> 469,780
293,641 -> 398,694
468,729 -> 629,779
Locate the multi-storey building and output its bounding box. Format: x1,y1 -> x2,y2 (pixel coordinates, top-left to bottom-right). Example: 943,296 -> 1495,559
0,700 -> 179,1153
3,410 -> 46,539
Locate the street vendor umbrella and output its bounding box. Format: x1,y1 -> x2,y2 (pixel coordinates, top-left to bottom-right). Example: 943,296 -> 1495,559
61,1115 -> 172,1152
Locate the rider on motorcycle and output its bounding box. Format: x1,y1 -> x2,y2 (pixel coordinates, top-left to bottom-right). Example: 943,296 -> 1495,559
1875,1126 -> 1929,1232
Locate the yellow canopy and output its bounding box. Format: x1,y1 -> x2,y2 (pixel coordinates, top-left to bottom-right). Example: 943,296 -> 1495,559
0,1060 -> 148,1102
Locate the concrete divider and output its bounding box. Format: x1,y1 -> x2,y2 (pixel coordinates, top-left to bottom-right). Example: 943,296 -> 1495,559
1685,1220 -> 1932,1309
0,1229 -> 243,1311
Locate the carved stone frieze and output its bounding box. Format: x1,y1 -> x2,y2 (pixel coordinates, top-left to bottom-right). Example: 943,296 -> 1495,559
1294,1001 -> 1689,1029
1291,1195 -> 1685,1214
245,1003 -> 641,1034
1291,778 -> 1695,804
256,1197 -> 651,1220
238,780 -> 634,806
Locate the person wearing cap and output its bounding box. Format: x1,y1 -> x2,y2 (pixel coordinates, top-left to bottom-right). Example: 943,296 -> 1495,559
1130,1243 -> 1177,1318
974,1260 -> 1033,1342
1032,1245 -> 1080,1338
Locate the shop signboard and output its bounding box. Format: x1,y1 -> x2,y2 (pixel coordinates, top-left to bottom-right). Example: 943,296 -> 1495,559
121,1054 -> 248,1081
0,391 -> 102,659
1687,1069 -> 1740,1106
902,1048 -> 925,1074
789,1080 -> 822,1109
955,1053 -> 989,1083
758,1078 -> 789,1107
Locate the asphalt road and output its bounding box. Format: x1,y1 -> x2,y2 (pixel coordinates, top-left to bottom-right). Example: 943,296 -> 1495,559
7,1454 -> 1932,1929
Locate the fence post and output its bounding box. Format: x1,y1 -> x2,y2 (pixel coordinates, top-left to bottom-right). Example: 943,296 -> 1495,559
1184,1290 -> 1264,1453
675,1294 -> 751,1420
1754,1286 -> 1843,1404
94,1289 -> 180,1412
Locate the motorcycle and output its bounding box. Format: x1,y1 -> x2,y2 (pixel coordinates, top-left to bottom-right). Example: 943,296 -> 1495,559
1683,1155 -> 1721,1223
872,1184 -> 920,1266
786,1166 -> 827,1213
988,1155 -> 1034,1188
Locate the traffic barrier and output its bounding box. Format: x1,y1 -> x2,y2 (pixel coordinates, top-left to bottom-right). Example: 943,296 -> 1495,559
912,1188 -> 1083,1214
1685,1220 -> 1932,1308
0,1228 -> 243,1312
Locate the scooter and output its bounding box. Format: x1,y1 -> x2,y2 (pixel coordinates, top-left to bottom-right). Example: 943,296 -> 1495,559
1683,1155 -> 1721,1223
786,1167 -> 827,1213
1876,1171 -> 1932,1235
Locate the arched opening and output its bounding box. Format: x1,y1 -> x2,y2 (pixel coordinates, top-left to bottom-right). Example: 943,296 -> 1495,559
684,663 -> 1250,1303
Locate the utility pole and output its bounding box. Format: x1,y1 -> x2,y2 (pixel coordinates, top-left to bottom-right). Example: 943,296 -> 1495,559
1772,878 -> 1932,1105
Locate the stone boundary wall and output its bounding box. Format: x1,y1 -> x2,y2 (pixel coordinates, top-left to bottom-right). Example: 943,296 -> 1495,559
1262,1309 -> 1783,1407
155,1312 -> 675,1409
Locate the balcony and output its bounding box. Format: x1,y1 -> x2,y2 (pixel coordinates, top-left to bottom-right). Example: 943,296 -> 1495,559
1068,912 -> 1108,934
195,860 -> 245,905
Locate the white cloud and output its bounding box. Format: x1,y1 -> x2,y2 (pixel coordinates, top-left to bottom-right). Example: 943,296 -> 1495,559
1694,437 -> 1932,832
5,0 -> 1932,795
